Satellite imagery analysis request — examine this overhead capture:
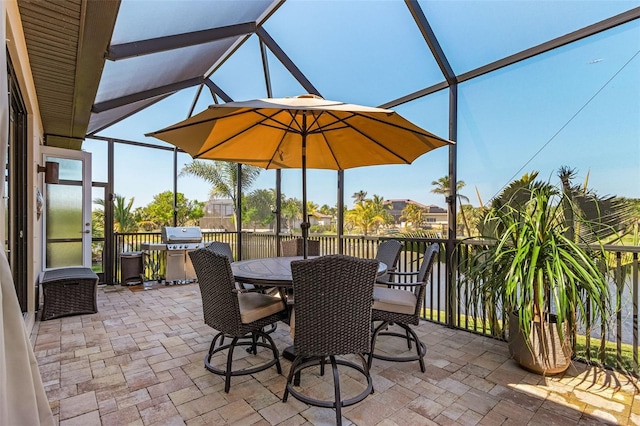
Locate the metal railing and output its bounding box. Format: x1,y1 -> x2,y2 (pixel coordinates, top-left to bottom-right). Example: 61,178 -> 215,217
112,231 -> 640,375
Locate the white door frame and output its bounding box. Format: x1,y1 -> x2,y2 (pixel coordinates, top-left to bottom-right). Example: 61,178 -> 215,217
40,146 -> 92,268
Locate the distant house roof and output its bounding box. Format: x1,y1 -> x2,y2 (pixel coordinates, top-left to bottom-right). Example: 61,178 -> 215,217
428,205 -> 447,214
385,199 -> 446,212
311,212 -> 332,219
385,199 -> 428,209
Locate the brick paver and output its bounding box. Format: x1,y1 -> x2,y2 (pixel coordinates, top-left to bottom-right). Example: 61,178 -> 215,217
31,283 -> 639,425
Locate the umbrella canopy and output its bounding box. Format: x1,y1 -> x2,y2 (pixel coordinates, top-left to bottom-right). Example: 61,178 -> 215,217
147,94 -> 453,256
148,94 -> 451,169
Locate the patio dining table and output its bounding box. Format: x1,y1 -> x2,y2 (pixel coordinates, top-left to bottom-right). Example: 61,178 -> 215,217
230,256 -> 387,360
230,256 -> 387,288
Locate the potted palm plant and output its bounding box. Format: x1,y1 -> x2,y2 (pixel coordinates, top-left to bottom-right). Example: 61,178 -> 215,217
462,172 -> 613,374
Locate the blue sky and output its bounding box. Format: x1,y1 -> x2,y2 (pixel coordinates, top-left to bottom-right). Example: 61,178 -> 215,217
88,1 -> 640,211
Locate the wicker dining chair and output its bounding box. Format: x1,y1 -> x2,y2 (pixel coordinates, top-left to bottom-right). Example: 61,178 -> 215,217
189,249 -> 287,393
205,241 -> 234,261
205,241 -> 242,287
281,238 -> 320,256
374,239 -> 402,284
283,254 -> 378,426
368,243 -> 439,372
206,240 -> 280,297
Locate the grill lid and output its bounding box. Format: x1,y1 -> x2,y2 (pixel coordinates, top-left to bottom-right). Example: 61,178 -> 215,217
161,226 -> 202,243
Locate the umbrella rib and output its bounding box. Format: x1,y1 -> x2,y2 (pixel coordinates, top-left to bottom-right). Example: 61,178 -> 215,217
158,107 -> 303,137
195,121 -> 266,158
318,130 -> 342,170
306,112 -> 351,135
194,109 -> 302,159
263,110 -> 301,169
356,111 -> 446,140
255,109 -> 304,134
265,129 -> 290,170
149,108 -> 257,135
307,111 -> 447,164
322,111 -> 415,164
304,110 -> 445,143
303,110 -> 341,168
295,109 -> 446,167
319,110 -> 446,145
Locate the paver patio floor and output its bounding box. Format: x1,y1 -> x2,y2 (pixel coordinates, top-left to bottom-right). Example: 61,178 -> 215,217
30,283 -> 640,425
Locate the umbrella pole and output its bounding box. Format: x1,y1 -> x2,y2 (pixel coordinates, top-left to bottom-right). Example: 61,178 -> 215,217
301,120 -> 308,259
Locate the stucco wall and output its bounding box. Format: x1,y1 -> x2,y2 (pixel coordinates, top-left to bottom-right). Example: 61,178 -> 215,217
5,0 -> 46,331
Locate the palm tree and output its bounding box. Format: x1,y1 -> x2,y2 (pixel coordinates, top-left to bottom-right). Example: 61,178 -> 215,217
243,188 -> 277,230
458,204 -> 483,237
352,190 -> 367,205
180,160 -> 261,226
281,197 -> 302,232
306,201 -> 318,217
401,203 -> 426,229
94,194 -> 138,233
556,165 -> 634,245
319,204 -> 337,217
431,176 -> 472,236
370,195 -> 393,231
481,167 -> 635,270
345,195 -> 391,235
318,204 -> 338,231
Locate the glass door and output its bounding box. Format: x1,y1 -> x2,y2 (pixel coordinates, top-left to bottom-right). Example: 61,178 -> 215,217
6,57 -> 28,312
41,146 -> 92,269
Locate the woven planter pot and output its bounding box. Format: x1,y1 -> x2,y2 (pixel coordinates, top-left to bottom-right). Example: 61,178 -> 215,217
508,311 -> 572,375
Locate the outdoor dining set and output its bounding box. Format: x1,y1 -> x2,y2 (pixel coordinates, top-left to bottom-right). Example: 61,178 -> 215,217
188,239 -> 439,425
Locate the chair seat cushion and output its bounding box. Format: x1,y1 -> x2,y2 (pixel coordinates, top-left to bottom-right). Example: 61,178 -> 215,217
238,292 -> 285,324
372,286 -> 416,315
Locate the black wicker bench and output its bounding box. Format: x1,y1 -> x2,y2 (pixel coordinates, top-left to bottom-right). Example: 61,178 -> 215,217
39,267 -> 99,321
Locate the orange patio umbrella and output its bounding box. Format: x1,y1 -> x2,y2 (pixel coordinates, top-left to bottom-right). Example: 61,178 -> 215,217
147,94 -> 453,257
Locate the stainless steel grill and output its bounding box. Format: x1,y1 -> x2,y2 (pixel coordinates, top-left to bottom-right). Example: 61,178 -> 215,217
161,226 -> 204,250
141,226 -> 204,284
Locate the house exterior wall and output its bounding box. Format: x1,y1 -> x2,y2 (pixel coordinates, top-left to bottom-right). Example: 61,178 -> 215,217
200,198 -> 235,231
5,1 -> 46,331
309,212 -> 332,227
385,199 -> 448,230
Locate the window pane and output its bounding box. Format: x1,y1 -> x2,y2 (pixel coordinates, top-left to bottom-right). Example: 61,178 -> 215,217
46,184 -> 83,267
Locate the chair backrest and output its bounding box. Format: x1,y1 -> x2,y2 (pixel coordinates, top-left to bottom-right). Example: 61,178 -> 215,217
291,254 -> 378,357
281,238 -> 320,256
375,239 -> 402,268
413,243 -> 440,314
205,241 -> 234,262
189,249 -> 242,335
375,239 -> 402,281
